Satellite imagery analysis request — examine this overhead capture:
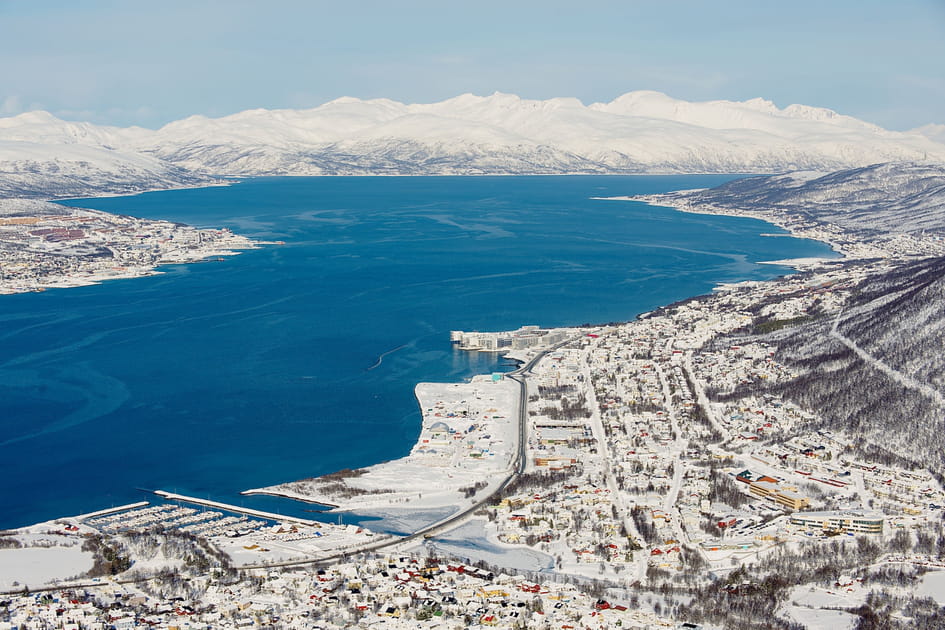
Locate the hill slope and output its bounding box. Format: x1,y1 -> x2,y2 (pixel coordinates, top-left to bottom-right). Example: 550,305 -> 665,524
0,140 -> 214,199
658,162 -> 945,238
732,257 -> 945,474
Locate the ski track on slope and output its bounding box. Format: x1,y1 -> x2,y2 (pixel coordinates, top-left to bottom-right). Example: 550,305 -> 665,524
830,308 -> 945,408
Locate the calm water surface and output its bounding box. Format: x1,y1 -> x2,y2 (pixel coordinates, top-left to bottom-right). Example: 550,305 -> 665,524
0,176 -> 837,527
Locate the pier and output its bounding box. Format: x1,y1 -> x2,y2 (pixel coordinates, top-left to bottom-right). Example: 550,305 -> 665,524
72,501 -> 150,521
154,491 -> 320,527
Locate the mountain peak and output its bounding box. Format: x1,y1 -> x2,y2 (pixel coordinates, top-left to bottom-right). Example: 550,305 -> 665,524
0,110 -> 62,128
3,91 -> 944,178
742,97 -> 779,112
592,90 -> 677,112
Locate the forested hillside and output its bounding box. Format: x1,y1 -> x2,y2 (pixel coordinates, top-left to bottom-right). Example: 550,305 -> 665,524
728,257 -> 945,474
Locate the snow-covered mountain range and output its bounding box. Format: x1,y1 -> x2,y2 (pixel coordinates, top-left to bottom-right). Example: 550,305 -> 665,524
1,91 -> 945,197
0,111 -> 214,198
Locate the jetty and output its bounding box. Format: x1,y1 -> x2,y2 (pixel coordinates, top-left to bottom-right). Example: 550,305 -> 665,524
72,501 -> 150,521
154,491 -> 320,526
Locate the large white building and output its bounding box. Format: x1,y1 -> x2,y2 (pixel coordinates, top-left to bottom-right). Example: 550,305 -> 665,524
789,510 -> 884,534
450,326 -> 571,352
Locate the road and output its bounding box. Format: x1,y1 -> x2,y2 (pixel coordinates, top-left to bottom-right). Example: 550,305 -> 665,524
579,342 -> 649,586
830,307 -> 945,407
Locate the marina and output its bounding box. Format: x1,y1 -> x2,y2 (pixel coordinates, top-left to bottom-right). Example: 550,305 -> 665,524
154,490 -> 321,527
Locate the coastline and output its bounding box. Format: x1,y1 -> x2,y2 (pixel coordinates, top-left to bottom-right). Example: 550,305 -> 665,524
7,173 -> 945,628
244,376 -> 522,525
245,193 -> 853,527
0,195 -> 264,295
51,177 -> 236,202
1,178 -> 837,297
596,193 -> 856,264
3,177 -> 852,532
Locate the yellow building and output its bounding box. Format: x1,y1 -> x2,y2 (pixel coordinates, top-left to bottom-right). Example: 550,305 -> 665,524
749,480 -> 810,510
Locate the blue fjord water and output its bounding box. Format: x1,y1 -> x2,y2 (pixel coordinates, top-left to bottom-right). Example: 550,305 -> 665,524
0,176 -> 836,528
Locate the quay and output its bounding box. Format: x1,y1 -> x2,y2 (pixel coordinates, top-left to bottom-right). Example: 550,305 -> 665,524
154,491 -> 320,527
73,501 -> 150,521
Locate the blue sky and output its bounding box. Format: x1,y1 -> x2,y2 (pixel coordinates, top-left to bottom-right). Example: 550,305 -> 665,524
1,0 -> 943,130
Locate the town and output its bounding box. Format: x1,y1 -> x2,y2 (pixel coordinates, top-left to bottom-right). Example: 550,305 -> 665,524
0,199 -> 258,294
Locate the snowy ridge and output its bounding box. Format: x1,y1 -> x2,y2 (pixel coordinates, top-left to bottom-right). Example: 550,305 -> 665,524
659,162 -> 945,237
0,111 -> 148,147
127,92 -> 945,175
0,139 -> 214,199
0,91 -> 943,187
912,123 -> 945,146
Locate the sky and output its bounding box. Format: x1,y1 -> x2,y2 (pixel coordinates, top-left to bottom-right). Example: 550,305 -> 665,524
1,0 -> 943,131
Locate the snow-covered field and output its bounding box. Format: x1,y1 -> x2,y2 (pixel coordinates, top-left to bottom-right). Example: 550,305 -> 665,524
246,375 -> 520,522
0,522 -> 96,591
784,603 -> 859,630
421,518 -> 555,573
917,569 -> 945,604
0,547 -> 92,590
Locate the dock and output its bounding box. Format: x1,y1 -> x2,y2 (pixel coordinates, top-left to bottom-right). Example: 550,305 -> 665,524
154,491 -> 320,527
72,501 -> 150,521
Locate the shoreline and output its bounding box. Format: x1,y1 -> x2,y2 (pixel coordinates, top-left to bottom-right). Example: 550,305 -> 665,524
0,195 -> 265,296
0,176 -> 248,295
154,490 -> 322,526
244,376 -> 523,523
3,179 -> 856,531
240,488 -> 340,509
246,191 -> 860,532
3,173 -> 945,626
50,177 -> 236,203
596,193 -> 853,265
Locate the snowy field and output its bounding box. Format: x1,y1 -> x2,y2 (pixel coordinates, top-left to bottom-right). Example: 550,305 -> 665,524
421,518 -> 554,573
0,547 -> 92,590
917,569 -> 945,604
248,375 -> 521,522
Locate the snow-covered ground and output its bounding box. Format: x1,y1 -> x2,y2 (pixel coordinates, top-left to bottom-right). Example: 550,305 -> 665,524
0,138 -> 213,198
0,521 -> 96,591
420,518 -> 555,573
0,547 -> 92,590
784,602 -> 859,630
0,199 -> 258,295
917,569 -> 945,604
246,375 -> 520,522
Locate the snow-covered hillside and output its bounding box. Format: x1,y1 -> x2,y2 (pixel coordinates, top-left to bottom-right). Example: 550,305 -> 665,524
0,140 -> 214,199
912,123 -> 945,147
0,111 -> 215,198
1,91 -> 944,184
659,162 -> 945,237
741,257 -> 945,474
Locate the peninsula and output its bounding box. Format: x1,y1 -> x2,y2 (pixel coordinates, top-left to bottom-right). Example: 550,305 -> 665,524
0,199 -> 257,294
